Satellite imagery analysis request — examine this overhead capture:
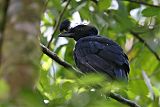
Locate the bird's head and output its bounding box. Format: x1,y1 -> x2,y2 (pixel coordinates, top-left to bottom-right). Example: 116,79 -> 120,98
59,19 -> 71,32
59,20 -> 98,41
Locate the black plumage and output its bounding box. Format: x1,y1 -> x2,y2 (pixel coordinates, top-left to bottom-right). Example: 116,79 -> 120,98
59,19 -> 71,32
59,20 -> 130,81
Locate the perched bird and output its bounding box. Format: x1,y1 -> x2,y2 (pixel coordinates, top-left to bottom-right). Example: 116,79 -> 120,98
59,20 -> 130,81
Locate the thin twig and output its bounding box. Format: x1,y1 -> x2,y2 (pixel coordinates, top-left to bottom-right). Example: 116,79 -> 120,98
41,43 -> 73,68
142,71 -> 155,101
47,0 -> 71,48
42,0 -> 49,13
40,43 -> 79,73
130,31 -> 160,61
123,0 -> 160,8
109,92 -> 141,107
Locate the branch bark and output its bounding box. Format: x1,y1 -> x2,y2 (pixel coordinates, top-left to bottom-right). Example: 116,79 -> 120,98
130,31 -> 160,61
47,0 -> 71,48
40,43 -> 80,73
41,43 -> 74,69
109,92 -> 141,107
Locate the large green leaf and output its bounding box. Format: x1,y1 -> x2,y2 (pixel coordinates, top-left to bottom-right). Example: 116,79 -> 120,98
98,0 -> 112,11
142,7 -> 160,17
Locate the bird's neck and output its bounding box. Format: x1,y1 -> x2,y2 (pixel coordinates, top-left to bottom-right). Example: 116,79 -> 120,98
74,35 -> 95,41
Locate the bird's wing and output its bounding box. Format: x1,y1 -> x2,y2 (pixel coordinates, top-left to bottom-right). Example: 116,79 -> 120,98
74,36 -> 129,80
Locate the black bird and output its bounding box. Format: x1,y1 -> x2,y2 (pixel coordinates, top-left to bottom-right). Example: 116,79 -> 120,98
59,20 -> 130,81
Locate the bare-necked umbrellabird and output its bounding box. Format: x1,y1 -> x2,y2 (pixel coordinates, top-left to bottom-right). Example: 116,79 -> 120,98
59,19 -> 130,81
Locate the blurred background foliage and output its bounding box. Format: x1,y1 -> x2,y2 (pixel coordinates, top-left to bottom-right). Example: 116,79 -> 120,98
1,0 -> 158,106
39,0 -> 160,107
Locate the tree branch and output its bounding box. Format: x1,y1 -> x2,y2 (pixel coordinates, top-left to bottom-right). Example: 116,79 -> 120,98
109,92 -> 141,107
47,0 -> 71,48
130,31 -> 160,61
42,0 -> 49,13
123,0 -> 160,8
40,43 -> 78,72
40,44 -> 141,107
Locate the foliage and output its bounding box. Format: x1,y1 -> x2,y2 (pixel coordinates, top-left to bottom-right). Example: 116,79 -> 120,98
1,0 -> 160,107
39,0 -> 160,107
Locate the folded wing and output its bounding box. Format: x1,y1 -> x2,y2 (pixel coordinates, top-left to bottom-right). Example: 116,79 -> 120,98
74,36 -> 129,80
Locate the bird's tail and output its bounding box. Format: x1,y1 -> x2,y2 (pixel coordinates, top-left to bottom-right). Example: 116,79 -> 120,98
114,68 -> 128,82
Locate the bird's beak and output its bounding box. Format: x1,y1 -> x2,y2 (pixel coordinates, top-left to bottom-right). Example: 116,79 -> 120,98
58,32 -> 74,38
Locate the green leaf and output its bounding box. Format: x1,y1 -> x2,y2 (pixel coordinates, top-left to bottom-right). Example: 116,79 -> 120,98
128,80 -> 148,96
142,7 -> 160,17
64,39 -> 75,65
98,0 -> 112,11
78,73 -> 105,86
0,79 -> 9,101
19,89 -> 45,107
